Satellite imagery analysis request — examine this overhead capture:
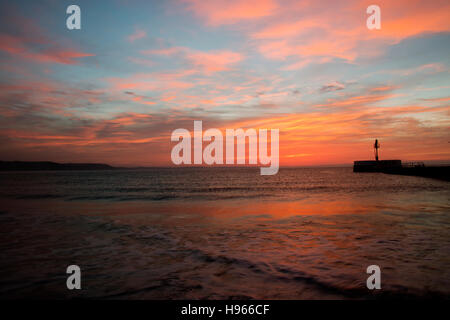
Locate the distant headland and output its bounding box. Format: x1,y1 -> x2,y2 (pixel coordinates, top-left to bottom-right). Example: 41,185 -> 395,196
0,161 -> 116,171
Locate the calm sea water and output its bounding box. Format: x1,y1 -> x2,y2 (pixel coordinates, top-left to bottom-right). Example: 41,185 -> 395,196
0,167 -> 449,299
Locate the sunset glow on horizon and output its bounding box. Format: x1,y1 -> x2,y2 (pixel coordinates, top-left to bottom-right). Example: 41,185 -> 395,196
1,0 -> 449,167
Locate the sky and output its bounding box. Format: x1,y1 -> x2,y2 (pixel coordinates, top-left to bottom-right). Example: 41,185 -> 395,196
0,0 -> 449,166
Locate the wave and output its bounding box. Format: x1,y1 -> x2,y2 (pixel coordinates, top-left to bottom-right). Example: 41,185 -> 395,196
15,194 -> 63,199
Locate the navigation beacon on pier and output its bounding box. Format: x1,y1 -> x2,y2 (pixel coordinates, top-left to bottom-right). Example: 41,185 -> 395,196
353,139 -> 402,172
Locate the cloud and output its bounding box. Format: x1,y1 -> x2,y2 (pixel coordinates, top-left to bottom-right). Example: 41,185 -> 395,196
0,80 -> 106,117
0,6 -> 94,65
1,1 -> 449,166
128,29 -> 147,42
0,34 -> 94,65
2,75 -> 448,166
186,50 -> 243,73
181,0 -> 450,65
320,81 -> 346,93
142,46 -> 244,74
182,0 -> 278,26
141,47 -> 184,56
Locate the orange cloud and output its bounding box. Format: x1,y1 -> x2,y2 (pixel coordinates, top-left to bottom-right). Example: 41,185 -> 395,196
186,50 -> 243,73
0,34 -> 94,65
182,0 -> 449,65
182,0 -> 278,25
378,0 -> 450,39
221,104 -> 450,165
2,96 -> 448,166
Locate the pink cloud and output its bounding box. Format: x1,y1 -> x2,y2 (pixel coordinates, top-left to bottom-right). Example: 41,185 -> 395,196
0,33 -> 94,65
186,50 -> 243,73
182,0 -> 278,25
179,0 -> 450,66
128,29 -> 147,42
257,0 -> 450,64
142,45 -> 244,74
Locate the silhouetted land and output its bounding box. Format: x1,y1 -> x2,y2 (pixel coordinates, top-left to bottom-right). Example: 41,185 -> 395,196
354,160 -> 450,181
1,161 -> 449,181
383,166 -> 450,182
0,161 -> 115,171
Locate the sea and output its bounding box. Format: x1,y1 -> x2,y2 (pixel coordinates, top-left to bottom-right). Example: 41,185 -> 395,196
0,167 -> 449,299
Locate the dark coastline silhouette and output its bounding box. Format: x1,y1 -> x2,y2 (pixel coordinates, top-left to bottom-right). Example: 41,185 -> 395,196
1,159 -> 448,181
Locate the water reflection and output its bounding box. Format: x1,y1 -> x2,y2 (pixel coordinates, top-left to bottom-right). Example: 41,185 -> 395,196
0,168 -> 449,299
